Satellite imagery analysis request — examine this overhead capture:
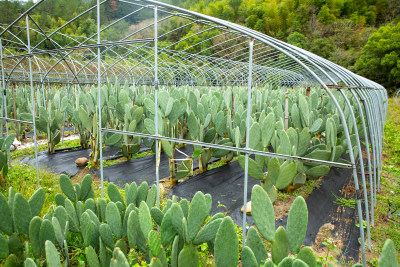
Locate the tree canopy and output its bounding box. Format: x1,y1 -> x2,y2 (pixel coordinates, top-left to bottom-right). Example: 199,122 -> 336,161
0,0 -> 399,91
355,22 -> 400,91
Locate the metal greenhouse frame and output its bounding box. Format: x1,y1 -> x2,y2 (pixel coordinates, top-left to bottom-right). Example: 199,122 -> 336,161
0,0 -> 387,265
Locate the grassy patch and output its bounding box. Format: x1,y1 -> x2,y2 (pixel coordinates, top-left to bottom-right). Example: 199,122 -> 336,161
289,179 -> 321,198
0,163 -> 120,217
1,164 -> 61,216
369,98 -> 400,255
131,149 -> 154,159
11,138 -> 81,160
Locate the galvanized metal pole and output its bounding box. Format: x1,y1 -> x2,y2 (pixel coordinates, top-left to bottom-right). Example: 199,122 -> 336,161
242,38 -> 254,244
154,4 -> 160,208
324,88 -> 367,266
25,16 -> 40,186
339,89 -> 371,250
352,89 -> 374,226
0,39 -> 10,162
97,0 -> 104,198
363,89 -> 378,205
373,90 -> 384,191
0,39 -> 6,139
61,83 -> 72,146
363,89 -> 379,204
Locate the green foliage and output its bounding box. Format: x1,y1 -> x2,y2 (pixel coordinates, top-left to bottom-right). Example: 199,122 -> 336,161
241,246 -> 258,267
356,22 -> 400,92
0,134 -> 15,179
214,217 -> 239,266
287,32 -> 309,49
251,185 -> 275,242
238,155 -> 264,180
287,196 -> 308,254
105,202 -> 122,239
13,193 -> 33,235
0,174 -> 397,266
45,240 -> 61,267
379,239 -> 398,267
178,244 -> 199,267
271,226 -> 289,264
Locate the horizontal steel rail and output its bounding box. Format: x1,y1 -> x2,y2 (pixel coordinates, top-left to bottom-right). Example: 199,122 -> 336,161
101,127 -> 353,169
0,117 -> 33,124
3,38 -> 154,60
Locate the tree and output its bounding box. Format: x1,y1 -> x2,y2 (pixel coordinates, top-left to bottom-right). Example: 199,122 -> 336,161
0,0 -> 24,24
309,37 -> 336,59
245,14 -> 259,28
287,32 -> 309,49
355,22 -> 400,92
318,5 -> 336,25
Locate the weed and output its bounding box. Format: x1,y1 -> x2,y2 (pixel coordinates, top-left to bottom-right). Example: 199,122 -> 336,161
277,192 -> 288,201
332,193 -> 356,209
319,238 -> 340,266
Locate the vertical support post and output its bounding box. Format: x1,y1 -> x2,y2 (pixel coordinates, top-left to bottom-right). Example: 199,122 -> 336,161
322,86 -> 366,265
25,16 -> 40,186
353,89 -> 374,226
242,38 -> 254,244
369,91 -> 378,205
0,42 -> 11,170
365,90 -> 379,203
374,90 -> 384,191
97,0 -> 104,198
154,5 -> 160,208
0,39 -> 6,139
61,83 -> 72,146
339,89 -> 371,250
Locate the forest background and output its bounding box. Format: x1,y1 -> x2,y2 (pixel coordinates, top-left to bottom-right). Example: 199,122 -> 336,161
0,0 -> 399,92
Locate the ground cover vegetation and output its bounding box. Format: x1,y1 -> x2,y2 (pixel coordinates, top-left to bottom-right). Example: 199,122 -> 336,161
0,0 -> 398,92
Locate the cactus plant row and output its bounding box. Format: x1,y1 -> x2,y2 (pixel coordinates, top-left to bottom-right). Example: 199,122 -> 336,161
6,84 -> 363,191
0,174 -> 397,266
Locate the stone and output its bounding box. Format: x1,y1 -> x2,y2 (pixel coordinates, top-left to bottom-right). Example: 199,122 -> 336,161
13,138 -> 21,147
241,201 -> 252,215
75,157 -> 88,167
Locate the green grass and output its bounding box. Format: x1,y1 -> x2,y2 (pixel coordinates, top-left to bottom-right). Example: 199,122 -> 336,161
131,149 -> 154,159
369,98 -> 400,255
0,163 -> 117,217
1,164 -> 61,216
289,179 -> 321,198
11,138 -> 81,160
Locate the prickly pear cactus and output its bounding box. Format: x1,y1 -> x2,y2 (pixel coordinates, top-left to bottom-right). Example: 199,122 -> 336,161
251,185 -> 275,242
379,239 -> 398,267
214,217 -> 238,267
287,196 -> 308,254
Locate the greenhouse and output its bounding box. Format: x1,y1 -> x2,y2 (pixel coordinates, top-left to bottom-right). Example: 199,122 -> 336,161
0,0 -> 392,266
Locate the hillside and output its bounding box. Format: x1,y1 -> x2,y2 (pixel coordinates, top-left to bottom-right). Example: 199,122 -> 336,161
0,0 -> 399,91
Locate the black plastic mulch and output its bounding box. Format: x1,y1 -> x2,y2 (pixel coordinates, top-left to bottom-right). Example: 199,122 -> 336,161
91,145 -> 216,186
22,146 -> 122,177
271,166 -> 360,262
169,157 -> 362,262
169,160 -> 259,225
